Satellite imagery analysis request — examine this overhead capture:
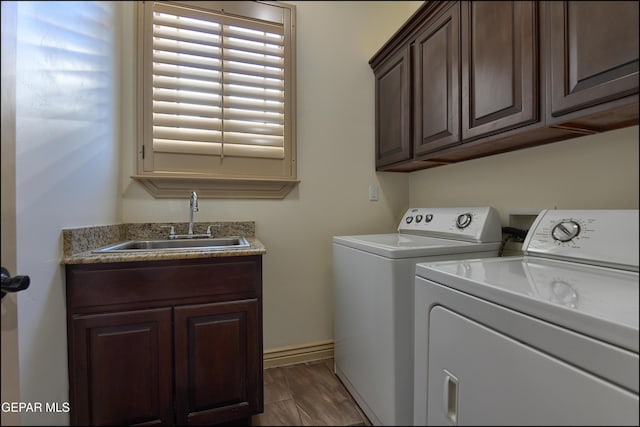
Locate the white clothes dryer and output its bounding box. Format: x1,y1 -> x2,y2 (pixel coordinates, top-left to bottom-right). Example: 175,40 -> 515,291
414,209 -> 639,426
333,207 -> 502,426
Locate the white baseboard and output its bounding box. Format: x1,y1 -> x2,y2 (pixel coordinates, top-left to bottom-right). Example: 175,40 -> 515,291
263,340 -> 334,369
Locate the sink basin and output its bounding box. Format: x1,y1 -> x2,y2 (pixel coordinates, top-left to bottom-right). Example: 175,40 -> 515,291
92,236 -> 250,253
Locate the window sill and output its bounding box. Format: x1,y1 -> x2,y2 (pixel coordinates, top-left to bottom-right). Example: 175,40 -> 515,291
131,174 -> 299,199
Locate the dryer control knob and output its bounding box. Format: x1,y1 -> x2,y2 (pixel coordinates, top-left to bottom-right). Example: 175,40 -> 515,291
456,213 -> 473,229
552,221 -> 581,242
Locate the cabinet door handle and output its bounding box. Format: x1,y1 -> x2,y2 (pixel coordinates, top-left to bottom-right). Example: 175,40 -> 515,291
443,370 -> 458,425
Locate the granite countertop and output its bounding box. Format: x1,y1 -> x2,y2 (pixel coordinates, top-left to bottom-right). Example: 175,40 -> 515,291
62,221 -> 266,265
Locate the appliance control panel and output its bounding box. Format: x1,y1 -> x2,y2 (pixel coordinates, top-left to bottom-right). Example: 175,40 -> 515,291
523,209 -> 639,270
397,207 -> 501,243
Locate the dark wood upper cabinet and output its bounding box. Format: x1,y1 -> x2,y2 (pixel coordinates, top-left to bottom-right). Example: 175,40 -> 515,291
370,0 -> 638,172
374,46 -> 411,168
547,1 -> 639,124
461,1 -> 538,140
413,3 -> 460,156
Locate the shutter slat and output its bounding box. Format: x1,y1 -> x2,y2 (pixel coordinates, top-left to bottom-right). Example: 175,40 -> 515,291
154,75 -> 221,95
224,132 -> 283,147
223,48 -> 283,69
223,61 -> 283,80
224,120 -> 283,137
225,108 -> 283,125
224,97 -> 283,114
154,139 -> 222,155
153,101 -> 221,118
153,63 -> 220,83
224,144 -> 284,159
154,37 -> 219,59
224,25 -> 283,45
153,50 -> 220,71
153,88 -> 221,107
153,9 -> 221,36
154,113 -> 222,131
154,127 -> 222,143
224,37 -> 283,57
153,26 -> 221,48
224,85 -> 283,103
224,72 -> 283,91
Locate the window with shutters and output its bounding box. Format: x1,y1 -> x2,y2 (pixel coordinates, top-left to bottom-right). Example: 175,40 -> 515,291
133,1 -> 298,198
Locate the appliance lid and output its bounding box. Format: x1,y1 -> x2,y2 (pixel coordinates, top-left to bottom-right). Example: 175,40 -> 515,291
416,256 -> 639,352
333,234 -> 501,259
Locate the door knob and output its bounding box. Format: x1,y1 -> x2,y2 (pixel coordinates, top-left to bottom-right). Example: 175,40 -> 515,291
1,267 -> 30,299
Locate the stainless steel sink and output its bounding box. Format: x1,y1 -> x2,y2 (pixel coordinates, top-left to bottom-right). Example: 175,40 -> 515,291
92,236 -> 250,253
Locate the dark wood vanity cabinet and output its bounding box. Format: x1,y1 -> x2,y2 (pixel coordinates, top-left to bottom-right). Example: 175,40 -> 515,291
371,0 -> 638,172
66,256 -> 263,426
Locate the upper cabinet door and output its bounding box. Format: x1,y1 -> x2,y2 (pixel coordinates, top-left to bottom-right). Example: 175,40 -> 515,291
461,1 -> 539,141
547,1 -> 639,118
374,46 -> 412,168
413,3 -> 460,157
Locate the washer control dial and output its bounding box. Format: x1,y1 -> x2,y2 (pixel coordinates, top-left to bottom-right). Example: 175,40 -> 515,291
456,213 -> 473,229
552,221 -> 581,242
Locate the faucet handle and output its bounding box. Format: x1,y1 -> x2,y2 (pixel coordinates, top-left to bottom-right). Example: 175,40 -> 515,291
206,224 -> 222,237
160,225 -> 176,239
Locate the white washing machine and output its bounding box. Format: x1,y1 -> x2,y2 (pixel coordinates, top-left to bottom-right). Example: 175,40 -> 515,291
333,207 -> 502,426
414,209 -> 639,426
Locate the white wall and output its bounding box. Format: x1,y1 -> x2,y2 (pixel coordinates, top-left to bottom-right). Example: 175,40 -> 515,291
119,1 -> 421,350
409,126 -> 640,220
15,2 -> 121,424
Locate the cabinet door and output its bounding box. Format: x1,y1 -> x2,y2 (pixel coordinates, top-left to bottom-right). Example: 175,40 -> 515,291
174,299 -> 262,425
461,1 -> 538,140
413,3 -> 460,156
70,308 -> 173,426
374,46 -> 411,168
547,1 -> 639,118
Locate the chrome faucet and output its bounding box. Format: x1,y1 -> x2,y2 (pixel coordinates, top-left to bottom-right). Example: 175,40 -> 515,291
188,191 -> 198,236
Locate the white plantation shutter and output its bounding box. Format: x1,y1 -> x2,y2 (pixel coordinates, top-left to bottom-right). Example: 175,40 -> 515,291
150,2 -> 285,160
136,0 -> 297,201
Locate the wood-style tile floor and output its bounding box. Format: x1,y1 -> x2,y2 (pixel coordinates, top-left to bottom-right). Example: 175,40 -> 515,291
251,358 -> 371,426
